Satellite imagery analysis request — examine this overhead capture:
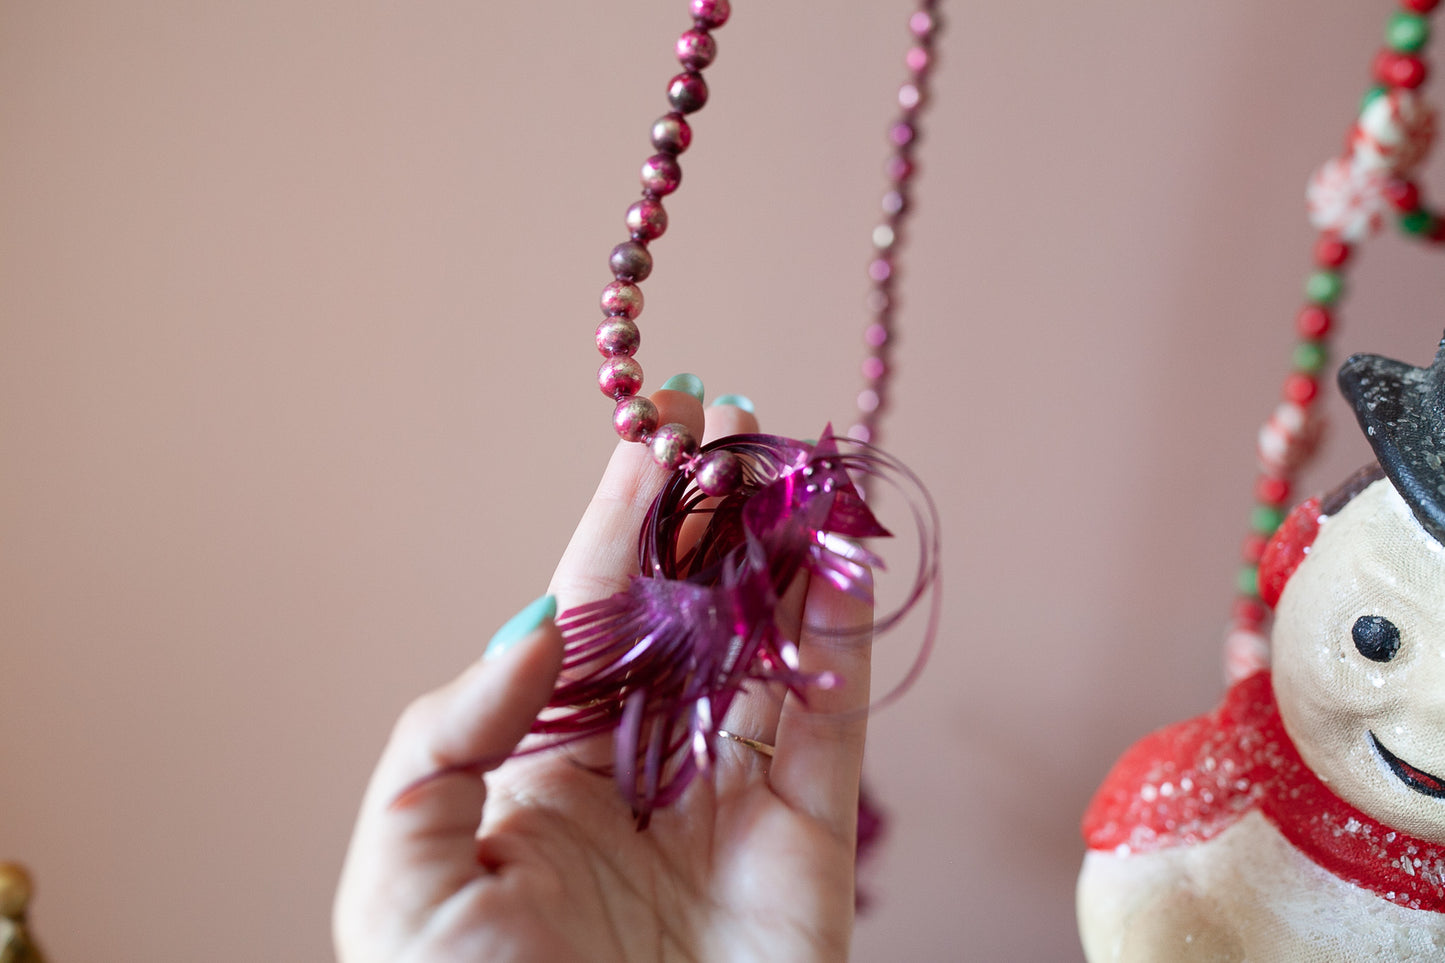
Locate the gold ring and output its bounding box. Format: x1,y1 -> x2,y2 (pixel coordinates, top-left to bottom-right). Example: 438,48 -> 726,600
716,729 -> 775,757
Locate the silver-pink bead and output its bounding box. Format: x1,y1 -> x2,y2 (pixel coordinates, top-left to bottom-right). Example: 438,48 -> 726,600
600,280 -> 644,319
676,28 -> 717,70
667,72 -> 708,114
694,449 -> 742,496
690,0 -> 730,29
640,154 -> 682,196
613,395 -> 660,442
651,113 -> 692,154
649,422 -> 698,471
599,355 -> 644,398
596,316 -> 641,357
610,240 -> 653,282
626,198 -> 668,240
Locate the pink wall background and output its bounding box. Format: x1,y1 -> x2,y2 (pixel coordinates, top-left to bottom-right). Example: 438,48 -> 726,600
2,1 -> 1439,959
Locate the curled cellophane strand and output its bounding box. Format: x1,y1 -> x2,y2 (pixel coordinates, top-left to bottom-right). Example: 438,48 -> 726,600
531,426 -> 940,824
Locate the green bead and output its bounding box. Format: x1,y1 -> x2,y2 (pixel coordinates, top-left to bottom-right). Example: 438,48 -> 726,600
1293,340 -> 1327,374
1252,505 -> 1286,536
1388,12 -> 1429,54
1305,270 -> 1343,305
1237,565 -> 1259,597
1361,85 -> 1388,114
1401,208 -> 1436,236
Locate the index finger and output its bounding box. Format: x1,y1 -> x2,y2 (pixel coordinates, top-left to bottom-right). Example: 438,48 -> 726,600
548,387 -> 705,611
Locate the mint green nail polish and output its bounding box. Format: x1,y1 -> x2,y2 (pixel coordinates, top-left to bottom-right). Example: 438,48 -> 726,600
710,393 -> 754,413
485,594 -> 556,659
660,373 -> 704,402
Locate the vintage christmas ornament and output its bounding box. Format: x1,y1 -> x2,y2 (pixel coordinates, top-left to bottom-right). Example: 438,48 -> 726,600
412,1 -> 943,831
1080,2 -> 1445,959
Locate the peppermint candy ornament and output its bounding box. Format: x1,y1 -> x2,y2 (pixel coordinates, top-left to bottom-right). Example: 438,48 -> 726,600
1306,155 -> 1391,241
1352,87 -> 1437,172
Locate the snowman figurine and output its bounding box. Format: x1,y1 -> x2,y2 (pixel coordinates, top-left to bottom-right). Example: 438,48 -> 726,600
1079,334 -> 1445,961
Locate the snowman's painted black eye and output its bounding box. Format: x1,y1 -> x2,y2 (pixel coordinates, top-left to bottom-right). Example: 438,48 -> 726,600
1353,615 -> 1401,663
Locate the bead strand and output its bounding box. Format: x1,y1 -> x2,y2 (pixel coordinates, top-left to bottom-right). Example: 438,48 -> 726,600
593,0 -> 744,495
849,0 -> 943,450
1225,0 -> 1442,682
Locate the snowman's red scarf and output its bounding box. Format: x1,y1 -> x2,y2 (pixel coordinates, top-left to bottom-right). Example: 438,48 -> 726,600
1083,670 -> 1445,913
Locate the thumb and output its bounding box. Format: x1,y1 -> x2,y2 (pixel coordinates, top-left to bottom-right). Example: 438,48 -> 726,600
336,595 -> 564,943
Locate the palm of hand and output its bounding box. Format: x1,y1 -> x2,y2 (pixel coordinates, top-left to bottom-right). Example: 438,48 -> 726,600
337,393 -> 870,963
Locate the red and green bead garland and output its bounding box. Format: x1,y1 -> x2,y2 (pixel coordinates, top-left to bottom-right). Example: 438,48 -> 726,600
595,0 -> 743,499
1226,0 -> 1442,682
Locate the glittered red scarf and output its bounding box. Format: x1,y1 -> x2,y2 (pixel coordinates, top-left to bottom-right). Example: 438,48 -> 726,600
1083,671 -> 1445,913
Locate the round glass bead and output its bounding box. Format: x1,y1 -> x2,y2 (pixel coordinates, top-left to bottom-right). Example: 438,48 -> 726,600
626,198 -> 668,240
596,316 -> 641,357
1283,372 -> 1319,404
1255,475 -> 1291,507
1237,565 -> 1259,598
1388,12 -> 1430,54
1295,305 -> 1332,338
1304,269 -> 1343,305
610,240 -> 654,282
640,154 -> 682,196
600,280 -> 644,319
598,355 -> 643,398
651,113 -> 693,154
1251,505 -> 1286,537
650,422 -> 698,471
613,395 -> 660,442
668,72 -> 709,114
1404,0 -> 1440,12
676,28 -> 717,70
1400,208 -> 1436,235
1293,340 -> 1327,373
690,0 -> 730,28
694,450 -> 742,496
1312,236 -> 1350,268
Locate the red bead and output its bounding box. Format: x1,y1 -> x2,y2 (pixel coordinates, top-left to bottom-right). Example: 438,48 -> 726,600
649,422 -> 698,471
694,449 -> 742,496
626,198 -> 668,240
690,0 -> 730,28
598,356 -> 643,398
1312,235 -> 1350,268
609,240 -> 653,282
1255,475 -> 1291,507
1387,179 -> 1421,212
600,280 -> 644,319
676,28 -> 717,70
1404,0 -> 1439,13
667,72 -> 709,114
596,316 -> 641,357
1295,305 -> 1332,339
1232,598 -> 1268,629
1283,373 -> 1319,404
1375,49 -> 1428,88
1242,533 -> 1269,565
612,395 -> 659,442
651,113 -> 692,155
640,154 -> 682,196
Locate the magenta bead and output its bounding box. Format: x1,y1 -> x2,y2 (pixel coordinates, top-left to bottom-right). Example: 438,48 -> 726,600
690,0 -> 730,28
886,156 -> 915,182
905,46 -> 929,73
864,322 -> 889,347
909,11 -> 935,37
596,316 -> 641,357
882,190 -> 905,215
626,199 -> 668,240
651,113 -> 692,154
640,154 -> 682,196
676,28 -> 717,69
694,449 -> 742,496
613,395 -> 660,442
649,422 -> 698,471
667,72 -> 709,114
610,240 -> 653,282
857,389 -> 881,414
890,122 -> 915,147
600,280 -> 643,319
861,356 -> 886,380
599,355 -> 644,398
868,258 -> 893,282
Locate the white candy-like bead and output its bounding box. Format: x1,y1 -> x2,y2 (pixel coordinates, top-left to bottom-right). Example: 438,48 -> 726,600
1257,401 -> 1322,476
1351,88 -> 1436,174
1306,156 -> 1389,242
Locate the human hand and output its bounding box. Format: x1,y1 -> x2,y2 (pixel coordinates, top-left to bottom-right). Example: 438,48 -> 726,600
334,387 -> 873,963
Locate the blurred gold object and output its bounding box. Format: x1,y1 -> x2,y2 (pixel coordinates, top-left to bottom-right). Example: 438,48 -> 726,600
0,863 -> 47,963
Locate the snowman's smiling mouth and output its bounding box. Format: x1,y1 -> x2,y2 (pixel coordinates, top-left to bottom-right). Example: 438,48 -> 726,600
1371,732 -> 1445,799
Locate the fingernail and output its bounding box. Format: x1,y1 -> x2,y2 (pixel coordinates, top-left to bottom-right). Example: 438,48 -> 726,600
710,393 -> 754,413
485,594 -> 557,659
660,373 -> 704,402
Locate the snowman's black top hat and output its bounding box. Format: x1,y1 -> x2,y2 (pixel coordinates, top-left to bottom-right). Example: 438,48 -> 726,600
1339,332 -> 1445,545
